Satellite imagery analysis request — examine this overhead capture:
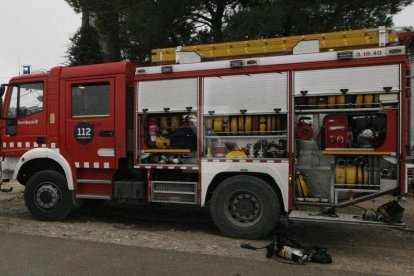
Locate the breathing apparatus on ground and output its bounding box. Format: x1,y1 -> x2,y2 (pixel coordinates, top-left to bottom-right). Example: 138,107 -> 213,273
241,235 -> 332,265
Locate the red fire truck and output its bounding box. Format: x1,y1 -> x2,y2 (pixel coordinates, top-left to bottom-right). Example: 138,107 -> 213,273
1,28 -> 413,239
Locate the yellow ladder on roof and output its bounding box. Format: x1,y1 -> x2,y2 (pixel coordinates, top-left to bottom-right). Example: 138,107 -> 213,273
152,27 -> 399,64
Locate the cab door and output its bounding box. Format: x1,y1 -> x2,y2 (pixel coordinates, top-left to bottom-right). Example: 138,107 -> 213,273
65,79 -> 116,171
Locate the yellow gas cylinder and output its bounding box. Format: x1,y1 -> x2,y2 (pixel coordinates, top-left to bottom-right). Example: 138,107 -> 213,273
355,95 -> 363,108
159,116 -> 169,129
335,158 -> 347,184
214,117 -> 224,132
357,164 -> 363,184
346,159 -> 357,185
328,96 -> 336,108
307,97 -> 317,108
159,116 -> 169,136
364,94 -> 374,108
238,116 -> 244,133
373,94 -> 380,106
267,115 -> 272,132
336,95 -> 346,108
259,116 -> 267,133
230,116 -> 238,134
271,115 -> 277,131
275,115 -> 281,131
206,118 -> 214,130
245,116 -> 252,132
223,116 -> 230,133
364,166 -> 369,185
170,115 -> 180,129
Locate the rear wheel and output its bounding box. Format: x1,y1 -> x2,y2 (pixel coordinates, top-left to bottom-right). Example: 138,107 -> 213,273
24,171 -> 73,221
210,175 -> 281,239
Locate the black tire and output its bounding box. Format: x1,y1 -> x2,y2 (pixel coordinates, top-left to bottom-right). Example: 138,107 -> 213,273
24,170 -> 74,221
210,175 -> 281,239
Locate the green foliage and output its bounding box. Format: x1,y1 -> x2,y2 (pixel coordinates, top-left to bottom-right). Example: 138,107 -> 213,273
122,0 -> 195,64
224,0 -> 413,40
66,25 -> 104,66
224,2 -> 285,40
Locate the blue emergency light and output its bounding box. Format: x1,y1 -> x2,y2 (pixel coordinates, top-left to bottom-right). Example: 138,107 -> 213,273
22,65 -> 31,75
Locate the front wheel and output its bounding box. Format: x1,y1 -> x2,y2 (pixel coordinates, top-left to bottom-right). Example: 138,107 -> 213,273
24,171 -> 74,221
210,175 -> 281,239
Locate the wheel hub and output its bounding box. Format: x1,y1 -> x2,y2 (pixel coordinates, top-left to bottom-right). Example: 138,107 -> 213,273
226,192 -> 262,227
35,184 -> 61,209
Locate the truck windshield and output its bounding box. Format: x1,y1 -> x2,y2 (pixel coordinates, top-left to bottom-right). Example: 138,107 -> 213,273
7,82 -> 44,118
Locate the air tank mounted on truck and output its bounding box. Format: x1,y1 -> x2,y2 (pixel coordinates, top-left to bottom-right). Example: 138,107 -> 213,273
1,27 -> 413,239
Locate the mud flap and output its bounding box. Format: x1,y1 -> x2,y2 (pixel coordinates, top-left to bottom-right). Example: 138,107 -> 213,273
0,181 -> 13,193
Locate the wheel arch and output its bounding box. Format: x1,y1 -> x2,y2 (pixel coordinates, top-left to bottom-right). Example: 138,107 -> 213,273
205,172 -> 286,214
13,148 -> 74,190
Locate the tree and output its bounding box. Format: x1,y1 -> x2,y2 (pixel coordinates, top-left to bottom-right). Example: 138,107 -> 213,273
186,0 -> 266,43
65,0 -> 129,62
66,25 -> 104,66
122,0 -> 195,63
224,0 -> 414,41
224,2 -> 284,40
65,0 -> 104,65
65,0 -> 413,65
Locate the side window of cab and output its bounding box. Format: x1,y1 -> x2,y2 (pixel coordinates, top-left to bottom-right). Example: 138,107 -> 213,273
6,82 -> 44,135
7,82 -> 44,118
71,82 -> 110,118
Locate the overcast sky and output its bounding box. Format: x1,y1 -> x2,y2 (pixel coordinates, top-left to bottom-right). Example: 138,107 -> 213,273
0,1 -> 413,83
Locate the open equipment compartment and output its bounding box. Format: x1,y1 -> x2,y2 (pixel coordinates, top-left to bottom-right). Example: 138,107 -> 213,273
293,63 -> 401,205
136,78 -> 199,167
202,72 -> 289,161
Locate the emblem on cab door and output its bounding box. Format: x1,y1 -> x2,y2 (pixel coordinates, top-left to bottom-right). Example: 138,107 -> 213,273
74,122 -> 94,144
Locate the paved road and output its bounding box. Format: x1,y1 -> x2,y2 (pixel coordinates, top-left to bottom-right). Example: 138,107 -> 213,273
0,231 -> 349,276
1,182 -> 413,275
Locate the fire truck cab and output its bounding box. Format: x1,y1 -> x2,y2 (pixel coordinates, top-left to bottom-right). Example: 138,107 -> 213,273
1,28 -> 413,239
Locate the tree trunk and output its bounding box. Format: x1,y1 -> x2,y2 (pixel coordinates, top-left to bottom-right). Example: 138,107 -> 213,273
210,2 -> 226,43
81,5 -> 90,27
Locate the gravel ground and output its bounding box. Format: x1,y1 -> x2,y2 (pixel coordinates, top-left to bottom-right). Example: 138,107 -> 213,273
0,181 -> 413,275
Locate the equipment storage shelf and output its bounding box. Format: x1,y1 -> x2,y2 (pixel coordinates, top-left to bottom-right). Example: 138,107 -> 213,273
137,111 -> 199,167
331,154 -> 398,203
294,91 -> 399,112
295,108 -> 382,114
205,134 -> 287,139
203,113 -> 288,159
321,150 -> 396,156
334,185 -> 380,192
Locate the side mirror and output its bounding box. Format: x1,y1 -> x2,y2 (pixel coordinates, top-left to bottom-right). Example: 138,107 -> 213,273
0,86 -> 4,119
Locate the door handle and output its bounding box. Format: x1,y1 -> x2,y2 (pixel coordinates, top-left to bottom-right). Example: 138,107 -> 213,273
100,130 -> 114,137
36,136 -> 46,144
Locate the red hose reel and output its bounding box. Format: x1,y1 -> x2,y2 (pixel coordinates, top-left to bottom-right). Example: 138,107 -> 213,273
296,117 -> 314,140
